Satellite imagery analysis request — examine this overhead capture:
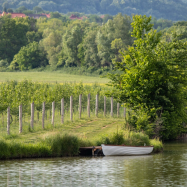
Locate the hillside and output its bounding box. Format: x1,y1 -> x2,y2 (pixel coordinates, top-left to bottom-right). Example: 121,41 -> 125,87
1,0 -> 187,21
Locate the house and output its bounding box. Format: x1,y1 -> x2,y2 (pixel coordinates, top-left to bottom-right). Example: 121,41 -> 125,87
27,14 -> 48,19
69,14 -> 87,20
0,12 -> 26,18
0,12 -> 50,19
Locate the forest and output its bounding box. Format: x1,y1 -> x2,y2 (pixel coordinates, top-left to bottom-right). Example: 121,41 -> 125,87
0,13 -> 183,73
1,0 -> 187,21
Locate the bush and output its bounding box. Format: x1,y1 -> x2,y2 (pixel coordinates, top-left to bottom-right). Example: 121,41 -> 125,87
45,133 -> 80,156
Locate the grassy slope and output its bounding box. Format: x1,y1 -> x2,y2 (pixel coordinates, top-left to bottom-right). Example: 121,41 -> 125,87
1,116 -> 125,145
0,72 -> 109,84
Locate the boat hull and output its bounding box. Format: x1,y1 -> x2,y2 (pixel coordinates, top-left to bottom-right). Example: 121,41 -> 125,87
101,144 -> 154,156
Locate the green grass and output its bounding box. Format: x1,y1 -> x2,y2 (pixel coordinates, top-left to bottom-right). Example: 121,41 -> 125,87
0,109 -> 163,159
0,72 -> 109,84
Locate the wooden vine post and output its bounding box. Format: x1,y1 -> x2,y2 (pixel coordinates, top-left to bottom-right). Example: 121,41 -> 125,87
70,96 -> 73,121
79,94 -> 82,119
52,101 -> 55,127
30,102 -> 34,129
87,93 -> 90,118
104,96 -> 106,116
61,98 -> 64,124
95,94 -> 99,117
7,107 -> 10,135
124,106 -> 126,120
42,102 -> 45,129
111,97 -> 113,117
117,103 -> 120,117
19,104 -> 22,133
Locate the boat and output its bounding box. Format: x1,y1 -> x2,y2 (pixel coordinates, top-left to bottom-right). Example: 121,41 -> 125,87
101,144 -> 154,156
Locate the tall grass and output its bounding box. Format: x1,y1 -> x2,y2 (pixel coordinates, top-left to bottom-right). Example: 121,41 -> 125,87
0,139 -> 51,159
97,129 -> 163,153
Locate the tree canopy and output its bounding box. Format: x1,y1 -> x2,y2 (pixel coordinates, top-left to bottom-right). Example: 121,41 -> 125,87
108,15 -> 187,140
1,0 -> 187,21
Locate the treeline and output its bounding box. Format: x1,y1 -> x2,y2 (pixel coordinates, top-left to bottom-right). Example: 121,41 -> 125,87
1,0 -> 187,21
0,13 -> 181,72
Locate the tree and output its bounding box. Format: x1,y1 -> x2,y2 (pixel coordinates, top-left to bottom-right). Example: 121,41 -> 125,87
7,9 -> 13,13
108,15 -> 187,140
33,6 -> 44,13
15,6 -> 27,13
10,41 -> 48,70
0,16 -> 29,63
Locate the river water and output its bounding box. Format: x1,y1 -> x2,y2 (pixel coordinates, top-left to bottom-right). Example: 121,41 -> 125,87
0,140 -> 187,187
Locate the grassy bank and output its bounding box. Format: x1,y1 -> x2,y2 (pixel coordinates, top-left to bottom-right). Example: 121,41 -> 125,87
0,116 -> 163,159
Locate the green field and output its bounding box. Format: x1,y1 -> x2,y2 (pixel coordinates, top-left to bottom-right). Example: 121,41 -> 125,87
0,72 -> 109,84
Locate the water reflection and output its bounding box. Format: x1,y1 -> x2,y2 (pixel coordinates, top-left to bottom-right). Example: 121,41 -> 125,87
1,141 -> 187,187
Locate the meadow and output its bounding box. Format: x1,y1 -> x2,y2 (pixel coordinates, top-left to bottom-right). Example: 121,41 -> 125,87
0,72 -> 109,84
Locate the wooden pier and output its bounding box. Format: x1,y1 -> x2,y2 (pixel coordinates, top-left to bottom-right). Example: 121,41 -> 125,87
79,146 -> 104,156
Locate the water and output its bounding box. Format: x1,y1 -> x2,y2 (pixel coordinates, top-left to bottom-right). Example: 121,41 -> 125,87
1,140 -> 187,187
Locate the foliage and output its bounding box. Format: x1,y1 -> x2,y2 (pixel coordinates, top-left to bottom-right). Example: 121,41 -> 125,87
45,133 -> 80,156
1,0 -> 187,21
10,42 -> 48,70
108,15 -> 187,140
97,128 -> 163,151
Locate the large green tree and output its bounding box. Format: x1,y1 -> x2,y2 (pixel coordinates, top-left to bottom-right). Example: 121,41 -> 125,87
108,15 -> 187,139
10,41 -> 48,70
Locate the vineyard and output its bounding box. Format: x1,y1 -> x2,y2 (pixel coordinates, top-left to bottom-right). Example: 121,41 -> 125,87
0,80 -> 125,135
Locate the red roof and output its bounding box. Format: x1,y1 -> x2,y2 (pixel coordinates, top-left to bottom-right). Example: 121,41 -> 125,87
11,13 -> 26,18
42,13 -> 50,18
0,12 -> 26,18
69,14 -> 87,20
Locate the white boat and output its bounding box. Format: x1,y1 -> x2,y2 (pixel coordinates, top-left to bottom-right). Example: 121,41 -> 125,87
101,144 -> 154,156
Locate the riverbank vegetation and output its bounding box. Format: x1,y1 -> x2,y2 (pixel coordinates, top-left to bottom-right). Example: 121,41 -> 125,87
0,116 -> 163,159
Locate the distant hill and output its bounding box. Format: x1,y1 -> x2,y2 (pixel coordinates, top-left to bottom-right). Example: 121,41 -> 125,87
1,0 -> 187,21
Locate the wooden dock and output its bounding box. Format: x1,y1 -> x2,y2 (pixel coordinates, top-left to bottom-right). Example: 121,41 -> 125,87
79,146 -> 104,156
